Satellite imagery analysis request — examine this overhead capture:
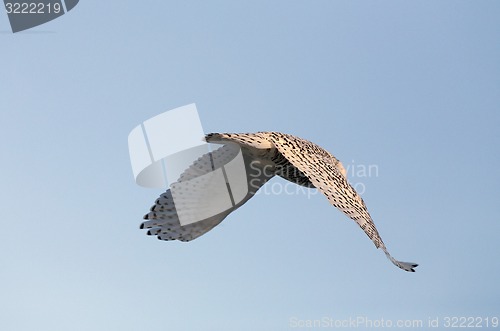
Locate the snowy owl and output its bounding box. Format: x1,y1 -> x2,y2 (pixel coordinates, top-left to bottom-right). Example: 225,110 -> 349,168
140,132 -> 418,272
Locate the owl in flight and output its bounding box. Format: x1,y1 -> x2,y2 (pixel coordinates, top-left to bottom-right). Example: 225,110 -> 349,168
141,132 -> 418,272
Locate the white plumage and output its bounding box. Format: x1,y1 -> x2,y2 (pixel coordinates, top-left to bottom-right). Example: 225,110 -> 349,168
140,132 -> 418,272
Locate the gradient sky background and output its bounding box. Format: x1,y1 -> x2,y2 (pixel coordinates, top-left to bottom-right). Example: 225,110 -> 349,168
1,1 -> 499,330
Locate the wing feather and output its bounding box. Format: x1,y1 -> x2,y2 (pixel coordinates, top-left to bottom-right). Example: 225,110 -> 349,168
267,132 -> 417,272
141,144 -> 274,241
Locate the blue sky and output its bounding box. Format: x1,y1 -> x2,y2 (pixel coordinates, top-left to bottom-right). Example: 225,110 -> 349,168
1,1 -> 499,330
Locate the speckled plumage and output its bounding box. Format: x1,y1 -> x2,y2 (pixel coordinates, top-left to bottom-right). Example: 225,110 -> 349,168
141,132 -> 418,272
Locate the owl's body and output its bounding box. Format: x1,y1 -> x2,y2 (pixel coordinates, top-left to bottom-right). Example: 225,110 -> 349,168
141,132 -> 418,272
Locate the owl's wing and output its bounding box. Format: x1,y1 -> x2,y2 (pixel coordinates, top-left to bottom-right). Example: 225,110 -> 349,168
141,144 -> 274,241
268,132 -> 417,272
141,189 -> 240,242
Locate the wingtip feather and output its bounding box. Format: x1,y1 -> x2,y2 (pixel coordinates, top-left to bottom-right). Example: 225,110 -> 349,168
382,247 -> 418,272
397,261 -> 419,272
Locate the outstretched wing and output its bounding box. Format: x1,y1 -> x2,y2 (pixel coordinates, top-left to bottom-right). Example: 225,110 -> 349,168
267,132 -> 418,272
141,189 -> 233,241
141,143 -> 274,241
